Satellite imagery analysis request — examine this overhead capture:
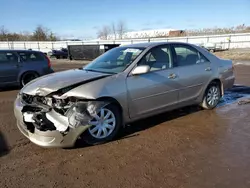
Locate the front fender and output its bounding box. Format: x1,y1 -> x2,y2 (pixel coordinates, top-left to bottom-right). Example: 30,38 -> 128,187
62,73 -> 130,122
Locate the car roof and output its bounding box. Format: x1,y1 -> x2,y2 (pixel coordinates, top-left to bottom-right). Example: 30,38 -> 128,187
122,42 -> 197,49
0,49 -> 42,53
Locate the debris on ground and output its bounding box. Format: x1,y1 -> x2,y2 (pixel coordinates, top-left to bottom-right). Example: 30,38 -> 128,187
238,98 -> 250,105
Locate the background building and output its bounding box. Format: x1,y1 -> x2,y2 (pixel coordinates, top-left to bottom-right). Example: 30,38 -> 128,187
106,29 -> 185,39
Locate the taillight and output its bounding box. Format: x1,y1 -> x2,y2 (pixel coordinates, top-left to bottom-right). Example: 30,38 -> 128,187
45,55 -> 51,68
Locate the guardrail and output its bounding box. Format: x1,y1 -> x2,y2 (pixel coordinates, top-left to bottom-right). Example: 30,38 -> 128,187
0,32 -> 250,52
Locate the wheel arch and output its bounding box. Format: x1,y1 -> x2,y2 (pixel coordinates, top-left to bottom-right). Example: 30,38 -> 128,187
198,78 -> 224,104
19,71 -> 40,86
200,78 -> 223,109
96,96 -> 123,113
96,96 -> 125,126
76,96 -> 124,145
208,78 -> 224,96
19,70 -> 40,80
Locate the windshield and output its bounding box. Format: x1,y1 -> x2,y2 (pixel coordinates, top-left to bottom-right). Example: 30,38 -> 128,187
83,47 -> 144,74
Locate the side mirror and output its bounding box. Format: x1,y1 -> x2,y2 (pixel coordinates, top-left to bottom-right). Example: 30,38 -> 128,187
131,65 -> 150,75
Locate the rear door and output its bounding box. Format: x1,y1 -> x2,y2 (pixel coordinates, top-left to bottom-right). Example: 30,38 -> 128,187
171,44 -> 213,103
0,51 -> 19,84
17,51 -> 48,73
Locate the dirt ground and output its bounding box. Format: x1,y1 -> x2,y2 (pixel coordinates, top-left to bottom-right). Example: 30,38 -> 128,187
1,60 -> 250,188
215,48 -> 250,61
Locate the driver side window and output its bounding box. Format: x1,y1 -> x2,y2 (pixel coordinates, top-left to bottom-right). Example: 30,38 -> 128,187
138,45 -> 172,72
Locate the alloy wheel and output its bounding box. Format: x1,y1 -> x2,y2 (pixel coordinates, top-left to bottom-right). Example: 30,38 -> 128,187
88,108 -> 116,139
206,86 -> 220,106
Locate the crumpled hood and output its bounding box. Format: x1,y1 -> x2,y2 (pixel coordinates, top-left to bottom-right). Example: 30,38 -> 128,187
21,69 -> 110,96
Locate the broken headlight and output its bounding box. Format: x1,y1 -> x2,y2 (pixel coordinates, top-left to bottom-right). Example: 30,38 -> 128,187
21,93 -> 34,104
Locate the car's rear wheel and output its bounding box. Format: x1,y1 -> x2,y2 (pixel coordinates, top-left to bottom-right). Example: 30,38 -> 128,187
81,104 -> 122,145
21,72 -> 38,87
201,82 -> 221,109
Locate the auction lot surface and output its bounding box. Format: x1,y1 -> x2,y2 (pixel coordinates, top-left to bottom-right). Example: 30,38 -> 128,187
1,60 -> 250,188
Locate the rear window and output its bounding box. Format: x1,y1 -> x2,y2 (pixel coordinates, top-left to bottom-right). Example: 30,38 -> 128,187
18,52 -> 45,62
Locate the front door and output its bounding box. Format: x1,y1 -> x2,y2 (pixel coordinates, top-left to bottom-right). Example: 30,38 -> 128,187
126,45 -> 179,118
0,51 -> 19,84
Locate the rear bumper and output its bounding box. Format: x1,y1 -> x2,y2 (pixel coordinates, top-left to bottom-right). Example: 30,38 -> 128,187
43,68 -> 54,75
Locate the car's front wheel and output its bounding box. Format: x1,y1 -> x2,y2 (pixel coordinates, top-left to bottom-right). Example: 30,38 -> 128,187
82,104 -> 122,145
201,82 -> 221,109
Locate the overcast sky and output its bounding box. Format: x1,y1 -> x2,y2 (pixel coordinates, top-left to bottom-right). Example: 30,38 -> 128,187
0,0 -> 249,39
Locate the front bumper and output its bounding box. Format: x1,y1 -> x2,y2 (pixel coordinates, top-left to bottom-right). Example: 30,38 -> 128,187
14,96 -> 88,148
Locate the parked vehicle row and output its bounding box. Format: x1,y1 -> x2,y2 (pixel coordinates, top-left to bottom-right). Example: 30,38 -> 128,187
13,42 -> 235,148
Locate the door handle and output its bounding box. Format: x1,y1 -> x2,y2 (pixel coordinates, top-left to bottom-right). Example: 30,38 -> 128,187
168,73 -> 177,79
205,67 -> 212,71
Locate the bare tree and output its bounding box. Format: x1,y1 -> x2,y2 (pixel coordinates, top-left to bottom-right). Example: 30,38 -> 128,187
97,25 -> 111,40
0,26 -> 8,35
117,20 -> 127,39
32,25 -> 49,41
0,26 -> 8,41
48,31 -> 59,41
111,22 -> 116,39
19,31 -> 32,41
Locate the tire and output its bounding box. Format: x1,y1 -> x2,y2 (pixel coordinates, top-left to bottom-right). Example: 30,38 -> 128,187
201,82 -> 221,110
81,104 -> 122,145
20,72 -> 38,87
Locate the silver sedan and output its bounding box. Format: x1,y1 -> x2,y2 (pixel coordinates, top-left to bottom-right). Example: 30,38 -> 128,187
14,42 -> 235,148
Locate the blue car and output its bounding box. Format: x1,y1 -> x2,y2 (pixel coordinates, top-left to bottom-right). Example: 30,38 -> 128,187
48,48 -> 68,59
0,50 -> 54,87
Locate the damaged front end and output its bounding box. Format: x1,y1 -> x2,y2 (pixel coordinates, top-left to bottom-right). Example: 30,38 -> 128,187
19,92 -> 108,145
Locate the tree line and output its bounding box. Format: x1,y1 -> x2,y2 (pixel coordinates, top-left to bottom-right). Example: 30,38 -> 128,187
1,23 -> 249,41
0,25 -> 59,41
187,24 -> 250,36
97,23 -> 250,39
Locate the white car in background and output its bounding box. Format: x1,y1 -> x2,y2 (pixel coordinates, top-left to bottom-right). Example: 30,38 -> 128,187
200,42 -> 223,52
